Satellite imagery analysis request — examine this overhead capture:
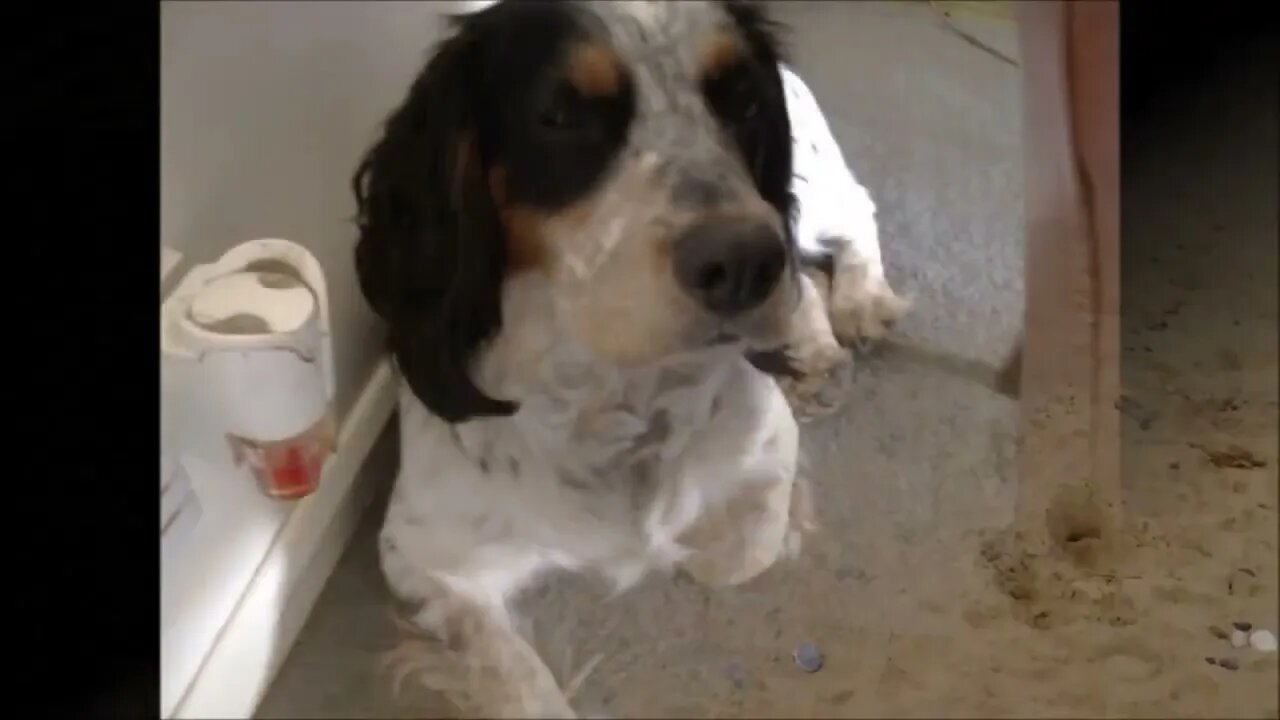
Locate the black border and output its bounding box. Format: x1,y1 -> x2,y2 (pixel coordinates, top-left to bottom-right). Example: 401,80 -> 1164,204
13,3 -> 159,717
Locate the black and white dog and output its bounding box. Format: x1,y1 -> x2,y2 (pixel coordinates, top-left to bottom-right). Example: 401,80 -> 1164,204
352,2 -> 906,715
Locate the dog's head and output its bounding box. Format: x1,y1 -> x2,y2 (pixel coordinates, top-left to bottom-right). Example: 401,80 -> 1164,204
354,1 -> 797,422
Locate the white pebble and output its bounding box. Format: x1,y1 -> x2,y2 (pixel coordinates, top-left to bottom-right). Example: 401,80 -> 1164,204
1231,629 -> 1249,648
1249,629 -> 1277,652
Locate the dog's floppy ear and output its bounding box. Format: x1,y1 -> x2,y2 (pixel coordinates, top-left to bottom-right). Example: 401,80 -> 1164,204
720,0 -> 794,221
352,17 -> 516,423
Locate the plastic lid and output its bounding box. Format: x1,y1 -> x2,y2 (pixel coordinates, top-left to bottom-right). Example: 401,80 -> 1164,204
188,270 -> 315,336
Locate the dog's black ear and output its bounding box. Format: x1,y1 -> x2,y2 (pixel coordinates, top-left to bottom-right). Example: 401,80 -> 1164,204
720,1 -> 794,225
352,18 -> 516,423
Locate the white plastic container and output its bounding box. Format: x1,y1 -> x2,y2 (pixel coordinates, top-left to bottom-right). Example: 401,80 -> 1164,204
161,239 -> 336,500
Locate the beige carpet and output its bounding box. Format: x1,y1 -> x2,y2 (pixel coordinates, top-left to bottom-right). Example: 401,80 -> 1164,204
258,3 -> 1278,717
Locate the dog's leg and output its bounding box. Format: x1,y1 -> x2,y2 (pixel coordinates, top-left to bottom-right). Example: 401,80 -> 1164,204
826,238 -> 911,346
380,531 -> 575,719
678,472 -> 795,586
676,389 -> 810,586
781,64 -> 910,347
770,270 -> 855,419
678,470 -> 818,586
386,585 -> 574,719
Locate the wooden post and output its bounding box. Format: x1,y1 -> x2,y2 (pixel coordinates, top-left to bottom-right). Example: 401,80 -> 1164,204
1011,1 -> 1122,561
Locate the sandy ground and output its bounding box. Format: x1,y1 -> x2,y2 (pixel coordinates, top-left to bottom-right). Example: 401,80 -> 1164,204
258,4 -> 1278,718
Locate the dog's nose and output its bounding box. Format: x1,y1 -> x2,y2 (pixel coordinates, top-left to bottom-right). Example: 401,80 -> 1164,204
672,218 -> 787,317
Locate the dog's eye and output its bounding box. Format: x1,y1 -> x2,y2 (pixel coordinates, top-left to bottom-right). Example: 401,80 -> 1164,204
705,67 -> 763,126
538,102 -> 571,129
537,85 -> 590,133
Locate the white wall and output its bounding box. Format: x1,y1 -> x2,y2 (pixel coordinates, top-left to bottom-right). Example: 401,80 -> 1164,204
161,0 -> 462,414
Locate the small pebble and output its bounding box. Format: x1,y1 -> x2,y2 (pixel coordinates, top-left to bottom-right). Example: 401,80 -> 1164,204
1218,657 -> 1240,671
1209,625 -> 1229,640
793,643 -> 824,673
1230,630 -> 1249,648
1249,629 -> 1277,653
1204,656 -> 1218,665
1233,621 -> 1253,632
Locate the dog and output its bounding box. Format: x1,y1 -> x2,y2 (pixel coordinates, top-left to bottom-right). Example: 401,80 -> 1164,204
352,2 -> 906,715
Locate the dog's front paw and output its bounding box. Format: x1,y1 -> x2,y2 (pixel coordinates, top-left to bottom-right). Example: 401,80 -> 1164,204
763,338 -> 852,423
829,268 -> 910,348
776,361 -> 855,424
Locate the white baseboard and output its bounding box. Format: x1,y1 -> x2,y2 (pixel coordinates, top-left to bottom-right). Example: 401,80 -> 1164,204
170,358 -> 398,719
